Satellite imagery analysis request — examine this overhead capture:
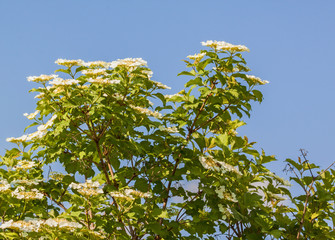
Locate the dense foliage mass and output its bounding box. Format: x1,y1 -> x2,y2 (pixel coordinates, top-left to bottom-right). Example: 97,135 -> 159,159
1,41 -> 335,239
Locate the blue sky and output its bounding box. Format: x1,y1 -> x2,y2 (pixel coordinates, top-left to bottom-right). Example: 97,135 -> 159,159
1,0 -> 334,179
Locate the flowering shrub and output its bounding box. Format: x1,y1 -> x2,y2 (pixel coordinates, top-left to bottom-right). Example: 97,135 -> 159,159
1,41 -> 335,239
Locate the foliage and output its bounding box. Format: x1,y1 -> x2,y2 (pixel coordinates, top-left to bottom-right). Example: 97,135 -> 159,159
0,41 -> 334,239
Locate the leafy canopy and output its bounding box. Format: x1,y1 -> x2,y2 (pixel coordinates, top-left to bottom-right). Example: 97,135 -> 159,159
1,41 -> 335,239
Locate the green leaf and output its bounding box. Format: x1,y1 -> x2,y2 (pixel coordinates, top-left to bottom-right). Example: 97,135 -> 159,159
178,70 -> 195,76
185,77 -> 203,88
24,122 -> 39,132
215,134 -> 229,148
55,68 -> 71,74
134,178 -> 149,192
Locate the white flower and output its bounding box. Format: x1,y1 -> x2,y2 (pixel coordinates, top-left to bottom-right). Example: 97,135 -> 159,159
130,105 -> 162,119
109,191 -> 131,199
27,74 -> 58,83
151,80 -> 171,90
26,130 -> 46,140
109,58 -> 147,69
110,188 -> 152,200
245,75 -> 269,85
215,186 -> 238,202
44,218 -> 82,230
21,115 -> 57,141
123,189 -> 152,198
34,92 -> 45,99
6,135 -> 29,143
0,218 -> 82,232
55,59 -> 85,67
164,93 -> 181,100
199,155 -> 241,175
8,113 -> 56,142
142,70 -> 153,78
0,180 -> 11,192
37,114 -> 57,132
160,126 -> 179,133
49,78 -> 79,86
12,186 -> 44,200
82,69 -> 108,77
23,110 -> 40,120
12,160 -> 37,171
83,61 -> 109,68
69,180 -> 103,197
0,219 -> 43,232
87,78 -> 120,85
201,40 -> 249,52
187,53 -> 206,60
12,179 -> 42,186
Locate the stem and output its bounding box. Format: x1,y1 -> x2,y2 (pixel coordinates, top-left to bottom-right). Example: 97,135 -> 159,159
296,179 -> 314,239
42,192 -> 67,211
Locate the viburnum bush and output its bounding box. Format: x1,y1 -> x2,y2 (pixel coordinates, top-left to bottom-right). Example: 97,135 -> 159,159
1,41 -> 335,239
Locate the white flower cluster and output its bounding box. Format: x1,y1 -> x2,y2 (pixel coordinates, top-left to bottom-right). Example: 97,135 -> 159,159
12,160 -> 37,171
164,93 -> 182,100
69,180 -> 103,197
6,135 -> 29,143
0,219 -> 42,232
187,53 -> 206,60
0,180 -> 11,192
27,74 -> 58,83
23,110 -> 40,120
201,40 -> 249,52
130,105 -> 162,119
43,218 -> 82,230
49,78 -> 79,86
0,218 -> 82,232
215,186 -> 238,202
83,61 -> 109,68
7,115 -> 57,143
142,70 -> 153,78
245,75 -> 269,85
12,179 -> 42,186
55,59 -> 85,68
87,78 -> 120,85
199,156 -> 241,175
110,188 -> 152,200
150,80 -> 171,90
81,69 -> 108,77
109,58 -> 147,69
160,126 -> 179,133
11,186 -> 44,200
124,189 -> 152,198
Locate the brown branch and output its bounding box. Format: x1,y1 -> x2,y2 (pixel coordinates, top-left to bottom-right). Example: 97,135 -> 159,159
42,192 -> 67,211
175,190 -> 203,222
296,178 -> 314,239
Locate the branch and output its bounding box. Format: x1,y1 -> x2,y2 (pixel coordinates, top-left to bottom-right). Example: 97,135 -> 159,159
42,192 -> 67,211
175,190 -> 203,222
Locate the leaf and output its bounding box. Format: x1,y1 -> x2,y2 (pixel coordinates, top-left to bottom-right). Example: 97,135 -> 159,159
252,89 -> 263,102
285,158 -> 303,171
55,68 -> 71,74
134,178 -> 149,192
215,134 -> 229,148
311,212 -> 320,220
178,71 -> 195,76
24,122 -> 39,132
185,77 -> 203,88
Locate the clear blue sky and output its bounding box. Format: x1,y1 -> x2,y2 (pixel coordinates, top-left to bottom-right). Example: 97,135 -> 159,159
1,0 -> 334,178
